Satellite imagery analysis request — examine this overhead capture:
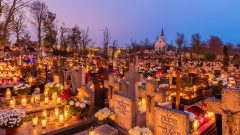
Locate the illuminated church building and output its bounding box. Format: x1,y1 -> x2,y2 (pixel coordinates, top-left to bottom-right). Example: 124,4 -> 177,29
155,28 -> 167,52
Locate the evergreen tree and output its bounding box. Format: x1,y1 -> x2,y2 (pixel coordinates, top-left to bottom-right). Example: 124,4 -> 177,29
223,45 -> 230,71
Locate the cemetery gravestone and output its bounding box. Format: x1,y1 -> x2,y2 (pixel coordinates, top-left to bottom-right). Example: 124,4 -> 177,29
168,67 -> 176,88
206,88 -> 240,135
125,63 -> 141,98
111,93 -> 135,131
154,105 -> 189,135
71,66 -> 86,88
145,77 -> 169,131
118,79 -> 129,96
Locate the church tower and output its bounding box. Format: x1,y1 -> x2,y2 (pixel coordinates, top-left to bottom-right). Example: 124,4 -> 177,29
155,28 -> 167,51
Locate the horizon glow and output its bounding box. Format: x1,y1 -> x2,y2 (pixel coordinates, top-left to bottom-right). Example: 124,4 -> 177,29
42,0 -> 240,47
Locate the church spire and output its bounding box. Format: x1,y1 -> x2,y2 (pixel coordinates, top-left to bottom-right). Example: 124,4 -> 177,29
161,28 -> 164,37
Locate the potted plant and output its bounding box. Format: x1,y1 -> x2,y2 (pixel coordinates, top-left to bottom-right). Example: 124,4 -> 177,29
128,126 -> 153,135
68,97 -> 90,121
45,82 -> 63,102
13,83 -> 31,98
0,109 -> 25,135
95,108 -> 116,125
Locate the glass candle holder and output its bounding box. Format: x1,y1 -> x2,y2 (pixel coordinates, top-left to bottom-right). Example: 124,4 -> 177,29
44,96 -> 49,105
41,118 -> 47,129
58,114 -> 64,126
57,97 -> 61,105
32,116 -> 38,127
9,97 -> 16,108
42,109 -> 48,117
54,107 -> 59,119
5,88 -> 11,99
21,97 -> 27,107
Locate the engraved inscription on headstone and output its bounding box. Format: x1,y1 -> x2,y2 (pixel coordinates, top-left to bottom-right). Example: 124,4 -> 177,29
111,93 -> 133,130
154,106 -> 189,135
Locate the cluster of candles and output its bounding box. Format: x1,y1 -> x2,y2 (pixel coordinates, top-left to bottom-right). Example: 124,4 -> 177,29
32,106 -> 69,128
0,63 -> 21,85
7,88 -> 62,108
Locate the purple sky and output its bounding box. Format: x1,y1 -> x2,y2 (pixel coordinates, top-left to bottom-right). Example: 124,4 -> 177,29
43,0 -> 240,46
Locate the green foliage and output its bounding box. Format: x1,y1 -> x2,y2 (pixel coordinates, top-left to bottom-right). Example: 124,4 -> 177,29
205,53 -> 216,62
98,117 -> 114,125
15,87 -> 30,95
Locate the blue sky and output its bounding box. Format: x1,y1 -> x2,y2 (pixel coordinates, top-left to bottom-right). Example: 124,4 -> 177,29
44,0 -> 240,46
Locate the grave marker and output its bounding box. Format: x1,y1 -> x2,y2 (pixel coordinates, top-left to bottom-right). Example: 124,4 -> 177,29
111,93 -> 135,131
154,105 -> 189,135
206,88 -> 240,135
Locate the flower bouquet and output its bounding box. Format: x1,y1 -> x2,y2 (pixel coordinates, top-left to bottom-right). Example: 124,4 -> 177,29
0,109 -> 25,134
95,108 -> 116,125
68,97 -> 90,120
13,83 -> 31,96
45,82 -> 63,94
45,82 -> 63,102
128,126 -> 153,135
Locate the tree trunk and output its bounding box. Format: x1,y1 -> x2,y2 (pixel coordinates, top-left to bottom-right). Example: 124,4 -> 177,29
38,26 -> 41,49
16,33 -> 19,45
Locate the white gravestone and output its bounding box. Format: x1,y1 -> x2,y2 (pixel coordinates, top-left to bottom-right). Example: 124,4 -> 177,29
154,105 -> 189,135
111,93 -> 135,131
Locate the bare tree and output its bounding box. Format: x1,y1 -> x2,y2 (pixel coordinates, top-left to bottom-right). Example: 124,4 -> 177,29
43,11 -> 57,50
59,23 -> 69,51
11,12 -> 25,45
190,33 -> 204,59
81,28 -> 91,56
0,0 -> 30,46
112,40 -> 117,60
90,41 -> 96,48
175,33 -> 185,67
69,25 -> 81,53
29,0 -> 48,48
102,27 -> 111,59
207,36 -> 223,55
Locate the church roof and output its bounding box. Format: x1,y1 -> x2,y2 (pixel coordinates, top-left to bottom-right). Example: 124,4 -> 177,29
161,28 -> 164,37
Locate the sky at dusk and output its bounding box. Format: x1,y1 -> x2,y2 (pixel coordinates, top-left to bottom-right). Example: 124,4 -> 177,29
43,0 -> 240,46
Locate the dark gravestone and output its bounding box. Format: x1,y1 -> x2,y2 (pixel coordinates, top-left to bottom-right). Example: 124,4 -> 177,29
214,93 -> 222,135
215,114 -> 222,135
92,69 -> 108,108
172,102 -> 185,111
172,77 -> 176,85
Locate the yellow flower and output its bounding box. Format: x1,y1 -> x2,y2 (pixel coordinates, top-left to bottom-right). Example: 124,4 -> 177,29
109,114 -> 116,120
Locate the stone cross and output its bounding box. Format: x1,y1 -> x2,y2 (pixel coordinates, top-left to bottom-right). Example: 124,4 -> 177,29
67,66 -> 86,91
145,77 -> 167,132
175,69 -> 181,110
124,63 -> 142,98
118,79 -> 129,95
167,67 -> 176,88
104,74 -> 115,107
206,88 -> 240,135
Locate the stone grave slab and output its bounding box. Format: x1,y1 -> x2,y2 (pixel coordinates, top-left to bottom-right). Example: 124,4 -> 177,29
111,93 -> 135,131
153,105 -> 189,135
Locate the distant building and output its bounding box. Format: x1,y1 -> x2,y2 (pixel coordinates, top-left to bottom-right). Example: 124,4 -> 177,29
155,28 -> 167,52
